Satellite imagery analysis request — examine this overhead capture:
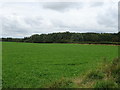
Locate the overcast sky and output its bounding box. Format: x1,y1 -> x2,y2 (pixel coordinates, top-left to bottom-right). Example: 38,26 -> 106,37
0,0 -> 119,38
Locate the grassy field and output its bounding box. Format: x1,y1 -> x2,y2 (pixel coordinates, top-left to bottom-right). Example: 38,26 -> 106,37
2,42 -> 118,88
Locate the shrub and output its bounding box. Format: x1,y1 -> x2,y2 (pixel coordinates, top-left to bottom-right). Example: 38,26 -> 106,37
82,58 -> 120,88
80,70 -> 104,86
94,80 -> 118,88
111,58 -> 120,85
86,70 -> 104,80
47,78 -> 73,88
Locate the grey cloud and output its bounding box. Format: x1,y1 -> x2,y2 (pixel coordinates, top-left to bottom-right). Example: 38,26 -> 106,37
43,2 -> 83,12
50,19 -> 107,33
24,17 -> 43,27
90,2 -> 104,7
51,19 -> 68,28
2,17 -> 31,37
1,15 -> 54,37
1,1 -> 118,38
97,8 -> 117,28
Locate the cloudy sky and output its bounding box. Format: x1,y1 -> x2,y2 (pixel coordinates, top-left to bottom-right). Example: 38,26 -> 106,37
0,0 -> 119,38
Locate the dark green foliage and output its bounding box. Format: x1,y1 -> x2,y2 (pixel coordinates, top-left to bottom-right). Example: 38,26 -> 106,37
76,58 -> 120,88
109,58 -> 120,85
86,71 -> 104,80
80,70 -> 104,85
94,58 -> 120,88
94,80 -> 118,88
1,38 -> 23,42
47,78 -> 73,88
1,32 -> 120,44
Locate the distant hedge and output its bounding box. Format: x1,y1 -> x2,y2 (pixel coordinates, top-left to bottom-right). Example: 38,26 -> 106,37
1,32 -> 120,45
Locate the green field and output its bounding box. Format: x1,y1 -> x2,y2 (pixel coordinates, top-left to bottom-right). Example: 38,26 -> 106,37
2,42 -> 118,88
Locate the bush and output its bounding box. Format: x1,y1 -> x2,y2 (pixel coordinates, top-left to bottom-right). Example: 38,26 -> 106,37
94,80 -> 118,88
80,70 -> 104,86
47,78 -> 73,88
81,58 -> 120,88
94,58 -> 120,88
111,58 -> 120,85
86,71 -> 104,80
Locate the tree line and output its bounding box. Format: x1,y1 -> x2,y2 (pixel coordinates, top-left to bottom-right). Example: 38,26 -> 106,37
1,32 -> 120,44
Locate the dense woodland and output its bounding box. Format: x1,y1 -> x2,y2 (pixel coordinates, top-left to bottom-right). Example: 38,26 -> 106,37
1,32 -> 120,44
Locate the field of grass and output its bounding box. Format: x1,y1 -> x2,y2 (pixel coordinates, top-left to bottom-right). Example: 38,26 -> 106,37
2,42 -> 118,88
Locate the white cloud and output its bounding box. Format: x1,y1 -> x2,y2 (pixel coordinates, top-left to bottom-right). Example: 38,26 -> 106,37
43,2 -> 83,11
0,1 -> 118,37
